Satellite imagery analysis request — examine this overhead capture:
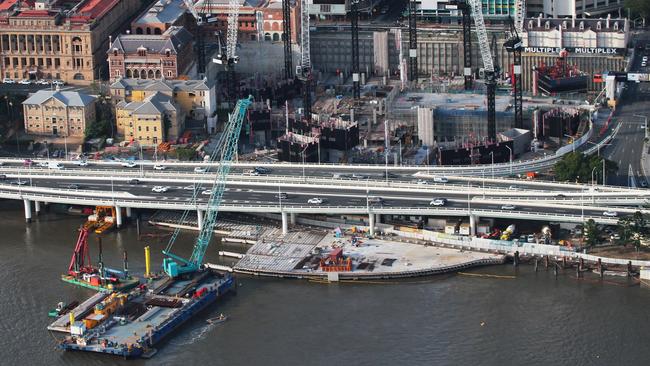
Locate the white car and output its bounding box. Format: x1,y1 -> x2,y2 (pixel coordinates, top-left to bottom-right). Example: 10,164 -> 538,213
183,185 -> 196,190
151,186 -> 169,193
644,56 -> 649,62
307,197 -> 324,204
352,173 -> 368,179
430,198 -> 447,206
153,164 -> 166,170
37,162 -> 49,167
52,79 -> 65,86
415,179 -> 429,185
433,176 -> 448,183
194,167 -> 207,173
121,161 -> 137,168
74,160 -> 88,167
2,78 -> 15,84
603,211 -> 618,217
201,189 -> 213,195
501,204 -> 516,210
18,79 -> 32,85
36,79 -> 50,85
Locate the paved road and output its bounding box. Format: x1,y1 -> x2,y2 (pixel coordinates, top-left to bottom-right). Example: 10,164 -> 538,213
602,42 -> 650,187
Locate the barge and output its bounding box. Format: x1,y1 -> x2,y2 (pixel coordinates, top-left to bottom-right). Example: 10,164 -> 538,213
51,270 -> 234,358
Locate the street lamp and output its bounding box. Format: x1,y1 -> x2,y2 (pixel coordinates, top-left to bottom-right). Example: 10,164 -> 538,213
505,145 -> 513,175
633,114 -> 648,139
586,141 -> 611,157
602,158 -> 606,186
63,134 -> 68,160
489,151 -> 494,179
591,166 -> 597,204
384,120 -> 389,182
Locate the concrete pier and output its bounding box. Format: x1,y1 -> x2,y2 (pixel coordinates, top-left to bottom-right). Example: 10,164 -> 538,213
126,207 -> 132,218
115,206 -> 123,228
197,209 -> 204,230
281,212 -> 288,235
290,212 -> 296,225
23,199 -> 32,223
34,201 -> 41,215
369,212 -> 375,236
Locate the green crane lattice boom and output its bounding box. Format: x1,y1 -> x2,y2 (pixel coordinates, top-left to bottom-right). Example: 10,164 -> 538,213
162,96 -> 253,277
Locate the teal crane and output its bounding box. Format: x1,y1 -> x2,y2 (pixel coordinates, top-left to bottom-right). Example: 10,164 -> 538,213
162,96 -> 253,277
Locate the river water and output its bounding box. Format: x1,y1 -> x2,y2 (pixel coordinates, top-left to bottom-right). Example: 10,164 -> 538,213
1,201 -> 649,366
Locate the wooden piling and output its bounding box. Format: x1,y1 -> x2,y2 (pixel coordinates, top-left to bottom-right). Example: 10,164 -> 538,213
534,257 -> 538,272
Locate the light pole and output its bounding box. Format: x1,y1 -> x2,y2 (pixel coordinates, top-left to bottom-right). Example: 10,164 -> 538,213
384,120 -> 389,182
505,145 -> 513,175
398,139 -> 402,166
591,166 -> 597,204
586,141 -> 611,157
602,158 -> 606,186
481,168 -> 486,198
63,134 -> 68,160
278,185 -> 282,209
301,145 -> 308,181
489,151 -> 494,179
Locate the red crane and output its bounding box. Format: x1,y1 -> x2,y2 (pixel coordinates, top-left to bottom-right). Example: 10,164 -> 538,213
67,227 -> 93,276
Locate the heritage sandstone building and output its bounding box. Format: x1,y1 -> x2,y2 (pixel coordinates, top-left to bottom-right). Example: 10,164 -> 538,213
0,0 -> 142,84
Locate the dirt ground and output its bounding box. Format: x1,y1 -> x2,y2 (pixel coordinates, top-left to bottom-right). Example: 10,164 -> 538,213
589,245 -> 650,260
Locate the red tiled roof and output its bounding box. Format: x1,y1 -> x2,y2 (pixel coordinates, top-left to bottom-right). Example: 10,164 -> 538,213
16,9 -> 51,17
0,0 -> 19,11
74,0 -> 119,20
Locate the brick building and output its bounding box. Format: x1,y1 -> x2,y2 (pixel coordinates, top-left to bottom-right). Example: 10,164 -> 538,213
0,0 -> 142,84
22,89 -> 97,137
107,26 -> 194,81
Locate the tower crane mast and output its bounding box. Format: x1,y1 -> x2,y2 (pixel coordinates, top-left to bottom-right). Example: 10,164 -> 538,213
297,0 -> 312,122
505,0 -> 524,129
467,0 -> 497,141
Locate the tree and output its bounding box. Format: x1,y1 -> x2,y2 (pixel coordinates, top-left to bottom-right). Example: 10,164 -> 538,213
617,216 -> 634,244
175,147 -> 196,161
583,219 -> 600,248
554,152 -> 617,183
84,119 -> 112,140
626,0 -> 650,18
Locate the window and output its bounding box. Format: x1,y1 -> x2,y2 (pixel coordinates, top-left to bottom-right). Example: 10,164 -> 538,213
153,126 -> 157,131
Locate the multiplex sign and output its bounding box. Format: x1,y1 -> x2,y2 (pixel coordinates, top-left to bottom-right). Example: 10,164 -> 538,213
523,47 -> 624,55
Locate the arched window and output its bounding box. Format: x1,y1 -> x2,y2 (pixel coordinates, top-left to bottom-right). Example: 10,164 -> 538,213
113,48 -> 118,56
165,48 -> 171,57
528,20 -> 533,29
544,21 -> 550,29
146,27 -> 151,35
136,27 -> 143,34
132,69 -> 139,78
137,46 -> 146,57
154,28 -> 162,35
148,70 -> 154,79
126,69 -> 132,78
613,22 -> 619,30
264,33 -> 271,41
155,70 -> 161,78
73,73 -> 84,80
272,33 -> 280,42
579,21 -> 584,30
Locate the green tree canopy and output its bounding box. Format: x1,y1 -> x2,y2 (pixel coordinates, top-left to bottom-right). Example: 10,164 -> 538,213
584,219 -> 600,248
626,0 -> 650,18
554,152 -> 617,183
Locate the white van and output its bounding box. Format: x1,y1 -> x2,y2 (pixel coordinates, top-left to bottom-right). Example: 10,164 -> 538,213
48,162 -> 64,170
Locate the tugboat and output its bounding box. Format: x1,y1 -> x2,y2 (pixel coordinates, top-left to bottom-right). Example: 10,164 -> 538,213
206,313 -> 228,324
48,301 -> 79,318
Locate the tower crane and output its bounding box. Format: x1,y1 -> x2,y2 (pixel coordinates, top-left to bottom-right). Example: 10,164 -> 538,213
407,0 -> 418,83
282,0 -> 293,80
212,0 -> 241,101
504,0 -> 524,129
445,1 -> 473,90
297,0 -> 312,122
468,0 -> 497,141
182,0 -> 209,75
351,0 -> 360,99
162,95 -> 253,277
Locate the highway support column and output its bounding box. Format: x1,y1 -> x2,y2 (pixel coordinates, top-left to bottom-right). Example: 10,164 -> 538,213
23,199 -> 32,223
469,215 -> 477,237
369,212 -> 375,236
197,210 -> 204,230
281,211 -> 288,235
290,212 -> 296,225
115,206 -> 123,229
34,201 -> 41,215
126,207 -> 132,218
